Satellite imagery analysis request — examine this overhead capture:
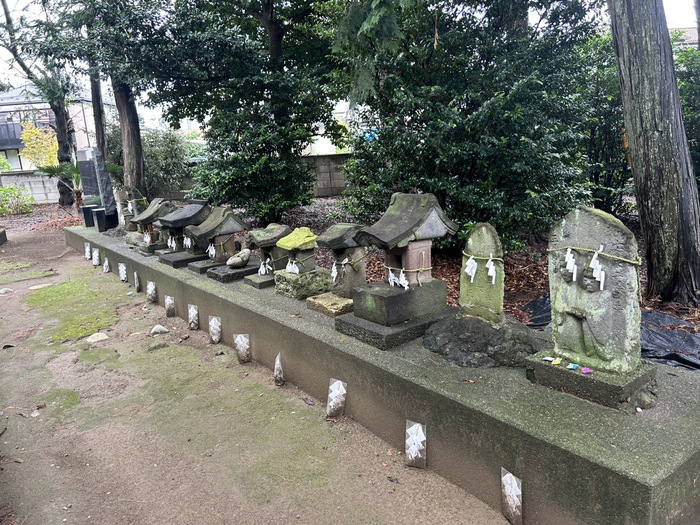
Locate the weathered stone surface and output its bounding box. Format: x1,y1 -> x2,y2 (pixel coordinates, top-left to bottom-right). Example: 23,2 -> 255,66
130,198 -> 176,225
460,223 -> 504,324
277,227 -> 317,251
249,223 -> 292,248
274,268 -> 332,300
158,202 -> 211,229
243,273 -> 276,289
85,332 -> 109,343
206,260 -> 259,283
353,280 -> 448,327
306,292 -> 354,317
150,324 -> 169,335
354,193 -> 458,250
316,223 -> 363,250
424,314 -> 553,368
187,259 -> 225,274
158,250 -> 209,268
526,351 -> 657,409
226,249 -> 251,268
335,309 -> 454,350
285,248 -> 316,274
385,239 -> 433,286
330,246 -> 367,298
549,206 -> 641,374
184,207 -> 248,252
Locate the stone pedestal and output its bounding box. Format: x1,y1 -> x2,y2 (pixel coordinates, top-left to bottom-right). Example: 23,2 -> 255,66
187,259 -> 226,275
353,280 -> 448,326
526,351 -> 657,408
206,260 -> 260,283
306,292 -> 354,317
274,268 -> 332,300
81,205 -> 98,227
158,250 -> 209,268
244,273 -> 276,289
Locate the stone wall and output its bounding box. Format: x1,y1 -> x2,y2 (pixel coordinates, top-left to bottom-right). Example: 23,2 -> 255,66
304,153 -> 349,197
0,172 -> 60,204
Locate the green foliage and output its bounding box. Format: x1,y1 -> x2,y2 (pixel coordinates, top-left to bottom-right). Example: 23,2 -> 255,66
0,156 -> 11,172
575,32 -> 632,214
337,0 -> 603,247
0,184 -> 35,215
675,43 -> 700,183
107,123 -> 188,198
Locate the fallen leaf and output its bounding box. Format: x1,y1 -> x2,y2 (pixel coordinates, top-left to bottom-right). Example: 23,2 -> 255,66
302,398 -> 315,406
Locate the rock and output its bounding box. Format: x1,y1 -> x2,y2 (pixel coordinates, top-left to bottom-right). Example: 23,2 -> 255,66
28,283 -> 54,290
423,314 -> 553,368
151,324 -> 169,335
274,268 -> 332,300
274,353 -> 285,386
226,249 -> 251,268
85,333 -> 109,343
0,288 -> 13,294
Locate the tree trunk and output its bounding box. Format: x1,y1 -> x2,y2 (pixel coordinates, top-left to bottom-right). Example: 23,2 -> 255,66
48,97 -> 75,206
90,68 -> 109,162
608,0 -> 700,304
111,77 -> 147,200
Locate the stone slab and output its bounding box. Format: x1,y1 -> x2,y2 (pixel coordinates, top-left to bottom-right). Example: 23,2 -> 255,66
274,268 -> 332,300
306,292 -> 354,317
353,279 -> 449,326
525,351 -> 657,408
244,273 -> 276,289
0,228 -> 6,246
63,225 -> 700,525
335,309 -> 455,350
187,259 -> 226,275
206,260 -> 260,283
158,250 -> 209,268
138,241 -> 166,254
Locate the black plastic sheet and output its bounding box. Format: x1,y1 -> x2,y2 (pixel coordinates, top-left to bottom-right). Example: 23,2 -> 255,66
522,295 -> 700,372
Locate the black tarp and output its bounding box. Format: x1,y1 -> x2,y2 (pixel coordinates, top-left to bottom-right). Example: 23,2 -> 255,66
522,295 -> 700,372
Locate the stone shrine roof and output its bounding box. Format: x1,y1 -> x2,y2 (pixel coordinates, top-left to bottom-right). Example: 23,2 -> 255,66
159,202 -> 212,229
277,227 -> 317,251
185,207 -> 248,250
315,223 -> 363,250
354,193 -> 458,250
249,223 -> 292,248
130,198 -> 177,225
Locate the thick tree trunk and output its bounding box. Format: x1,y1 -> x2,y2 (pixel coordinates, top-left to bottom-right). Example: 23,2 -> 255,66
111,77 -> 147,200
48,98 -> 75,206
608,0 -> 700,304
90,68 -> 109,163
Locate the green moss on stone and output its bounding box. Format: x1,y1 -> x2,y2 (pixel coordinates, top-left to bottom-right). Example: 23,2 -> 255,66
0,261 -> 31,273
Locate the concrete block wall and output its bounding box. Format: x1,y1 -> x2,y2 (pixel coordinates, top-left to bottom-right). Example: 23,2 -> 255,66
1,172 -> 60,204
305,153 -> 349,197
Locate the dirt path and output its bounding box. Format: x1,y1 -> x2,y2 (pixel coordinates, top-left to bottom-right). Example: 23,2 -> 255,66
0,217 -> 506,525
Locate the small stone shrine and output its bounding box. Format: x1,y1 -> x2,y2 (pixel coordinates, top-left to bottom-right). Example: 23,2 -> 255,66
129,198 -> 177,253
307,223 -> 366,317
243,223 -> 292,289
157,200 -> 211,253
460,223 -> 505,324
424,222 -> 551,368
335,192 -> 457,350
174,207 -> 249,274
526,206 -> 656,408
273,227 -> 331,300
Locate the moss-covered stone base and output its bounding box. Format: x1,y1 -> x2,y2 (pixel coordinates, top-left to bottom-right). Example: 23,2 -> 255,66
306,292 -> 353,317
274,268 -> 332,300
526,350 -> 657,408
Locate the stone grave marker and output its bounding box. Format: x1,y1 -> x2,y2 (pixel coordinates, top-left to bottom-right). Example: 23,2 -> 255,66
129,198 -> 177,254
526,206 -> 656,408
460,223 -> 505,324
273,227 -> 331,300
243,223 -> 292,289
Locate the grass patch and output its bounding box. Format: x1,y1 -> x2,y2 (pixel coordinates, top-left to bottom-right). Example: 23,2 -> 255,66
25,278 -> 125,341
78,347 -> 120,368
0,261 -> 31,273
0,269 -> 54,285
42,388 -> 81,414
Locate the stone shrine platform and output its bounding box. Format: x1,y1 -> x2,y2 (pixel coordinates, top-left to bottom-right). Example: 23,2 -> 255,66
66,226 -> 700,525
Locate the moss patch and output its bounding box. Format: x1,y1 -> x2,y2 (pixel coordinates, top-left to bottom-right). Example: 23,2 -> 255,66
25,276 -> 128,341
77,347 -> 120,368
0,261 -> 31,273
0,269 -> 55,285
42,388 -> 81,414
